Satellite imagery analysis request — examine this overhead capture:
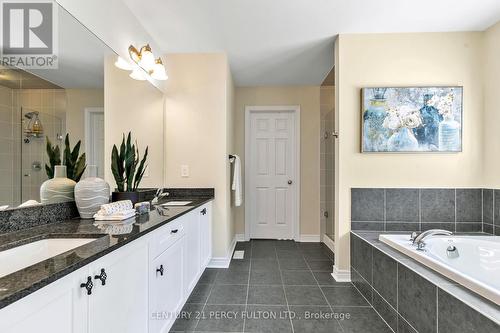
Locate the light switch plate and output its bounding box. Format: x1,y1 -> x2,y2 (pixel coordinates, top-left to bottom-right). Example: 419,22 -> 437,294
181,165 -> 189,177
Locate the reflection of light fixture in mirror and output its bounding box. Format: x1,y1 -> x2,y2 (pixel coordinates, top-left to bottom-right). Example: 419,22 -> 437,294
23,111 -> 44,142
114,56 -> 133,70
115,43 -> 168,81
151,58 -> 168,81
129,68 -> 147,81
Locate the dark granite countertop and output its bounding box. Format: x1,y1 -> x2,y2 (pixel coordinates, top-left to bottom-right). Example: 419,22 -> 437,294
351,231 -> 500,324
0,196 -> 214,310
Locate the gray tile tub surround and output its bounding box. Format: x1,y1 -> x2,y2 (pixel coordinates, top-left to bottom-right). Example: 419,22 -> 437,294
484,188 -> 500,236
350,232 -> 500,333
351,188 -> 484,233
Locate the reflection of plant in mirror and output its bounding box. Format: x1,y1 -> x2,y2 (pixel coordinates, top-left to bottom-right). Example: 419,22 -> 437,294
45,134 -> 87,182
111,132 -> 148,192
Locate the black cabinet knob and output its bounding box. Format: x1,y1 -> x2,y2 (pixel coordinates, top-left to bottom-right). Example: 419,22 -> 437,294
94,268 -> 107,286
156,265 -> 164,276
170,229 -> 178,234
201,208 -> 207,215
80,276 -> 93,295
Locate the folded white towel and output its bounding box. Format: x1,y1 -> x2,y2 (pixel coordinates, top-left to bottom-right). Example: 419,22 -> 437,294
94,209 -> 136,221
231,154 -> 242,207
97,200 -> 133,216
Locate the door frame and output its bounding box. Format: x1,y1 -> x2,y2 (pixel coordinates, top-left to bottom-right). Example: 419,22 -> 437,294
84,107 -> 104,169
244,105 -> 301,241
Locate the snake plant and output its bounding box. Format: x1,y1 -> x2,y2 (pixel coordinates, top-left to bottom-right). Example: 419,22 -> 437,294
111,132 -> 148,192
45,134 -> 87,182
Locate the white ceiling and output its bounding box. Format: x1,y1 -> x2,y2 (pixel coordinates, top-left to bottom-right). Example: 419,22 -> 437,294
122,0 -> 500,86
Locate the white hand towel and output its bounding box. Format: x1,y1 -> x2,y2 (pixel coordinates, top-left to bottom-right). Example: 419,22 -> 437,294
97,200 -> 133,216
231,154 -> 242,207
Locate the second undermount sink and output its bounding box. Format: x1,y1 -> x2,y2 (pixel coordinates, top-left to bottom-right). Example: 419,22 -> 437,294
161,201 -> 192,206
0,238 -> 96,278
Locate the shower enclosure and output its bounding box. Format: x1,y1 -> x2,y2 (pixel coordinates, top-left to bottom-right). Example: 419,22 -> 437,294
20,106 -> 64,204
320,70 -> 335,247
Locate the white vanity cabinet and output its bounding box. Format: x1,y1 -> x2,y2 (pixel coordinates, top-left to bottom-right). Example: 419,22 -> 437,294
0,200 -> 213,333
87,239 -> 149,333
0,265 -> 89,333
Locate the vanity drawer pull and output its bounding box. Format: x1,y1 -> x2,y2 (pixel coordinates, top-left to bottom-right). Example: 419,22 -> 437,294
170,229 -> 179,234
80,276 -> 93,295
94,268 -> 107,286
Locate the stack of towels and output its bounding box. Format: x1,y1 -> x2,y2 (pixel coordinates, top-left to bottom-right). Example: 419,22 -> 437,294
93,200 -> 136,221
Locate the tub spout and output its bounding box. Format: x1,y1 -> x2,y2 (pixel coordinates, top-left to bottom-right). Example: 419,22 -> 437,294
413,229 -> 453,250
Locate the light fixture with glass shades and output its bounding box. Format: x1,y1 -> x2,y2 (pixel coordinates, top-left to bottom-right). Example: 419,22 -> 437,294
114,44 -> 168,81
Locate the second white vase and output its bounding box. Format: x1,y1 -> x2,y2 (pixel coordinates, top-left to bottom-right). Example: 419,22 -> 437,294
75,165 -> 110,219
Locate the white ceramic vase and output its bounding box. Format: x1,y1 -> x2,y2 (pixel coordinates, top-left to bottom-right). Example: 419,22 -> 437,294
74,165 -> 110,219
40,165 -> 76,204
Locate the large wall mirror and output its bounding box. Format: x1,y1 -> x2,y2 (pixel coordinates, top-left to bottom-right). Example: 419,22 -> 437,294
0,5 -> 115,210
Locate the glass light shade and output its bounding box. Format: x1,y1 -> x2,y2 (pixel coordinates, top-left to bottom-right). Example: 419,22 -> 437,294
128,45 -> 141,63
129,68 -> 147,81
151,62 -> 168,81
114,56 -> 133,71
139,48 -> 155,72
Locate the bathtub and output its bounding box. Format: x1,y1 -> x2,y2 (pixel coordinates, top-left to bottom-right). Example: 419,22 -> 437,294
379,234 -> 500,305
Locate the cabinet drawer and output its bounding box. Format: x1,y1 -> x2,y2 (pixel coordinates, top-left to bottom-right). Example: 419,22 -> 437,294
150,216 -> 186,259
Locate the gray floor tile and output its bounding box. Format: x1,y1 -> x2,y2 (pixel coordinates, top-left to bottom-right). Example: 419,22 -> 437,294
245,305 -> 293,333
281,270 -> 317,285
170,303 -> 204,332
195,304 -> 245,332
251,259 -> 279,271
198,268 -> 220,284
278,258 -> 308,270
247,285 -> 286,305
274,240 -> 298,250
307,260 -> 333,272
250,270 -> 282,285
290,306 -> 343,333
322,286 -> 370,306
186,283 -> 213,304
313,272 -> 350,286
228,259 -> 250,271
285,286 -> 328,305
335,306 -> 392,333
276,249 -> 301,259
207,285 -> 247,305
251,248 -> 277,259
214,269 -> 249,285
302,249 -> 332,261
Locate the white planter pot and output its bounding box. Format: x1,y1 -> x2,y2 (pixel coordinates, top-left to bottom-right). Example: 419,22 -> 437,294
40,165 -> 76,204
75,166 -> 110,219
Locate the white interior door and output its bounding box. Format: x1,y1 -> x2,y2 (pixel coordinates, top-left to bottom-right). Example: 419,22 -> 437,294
246,107 -> 298,240
85,108 -> 105,178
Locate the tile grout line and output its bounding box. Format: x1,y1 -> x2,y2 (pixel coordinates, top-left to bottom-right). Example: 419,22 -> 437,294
419,189 -> 422,232
193,268 -> 221,331
303,246 -> 346,333
454,189 -> 457,233
275,243 -> 295,333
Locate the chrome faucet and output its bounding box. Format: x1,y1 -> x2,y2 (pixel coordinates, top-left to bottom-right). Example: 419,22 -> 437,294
151,188 -> 170,205
412,229 -> 453,250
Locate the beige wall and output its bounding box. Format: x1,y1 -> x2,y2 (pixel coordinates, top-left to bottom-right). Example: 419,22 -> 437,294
65,89 -> 104,152
483,22 -> 500,187
234,86 -> 321,237
104,56 -> 165,189
335,32 -> 485,272
163,53 -> 235,259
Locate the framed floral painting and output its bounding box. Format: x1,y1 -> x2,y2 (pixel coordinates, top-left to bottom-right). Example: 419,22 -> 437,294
361,86 -> 463,152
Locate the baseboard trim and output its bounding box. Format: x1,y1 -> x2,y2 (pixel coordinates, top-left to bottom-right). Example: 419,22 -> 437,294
235,234 -> 245,242
299,234 -> 320,242
322,234 -> 335,253
331,265 -> 351,282
207,234 -> 237,268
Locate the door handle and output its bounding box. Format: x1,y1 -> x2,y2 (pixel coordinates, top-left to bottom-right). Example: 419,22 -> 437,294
288,180 -> 293,185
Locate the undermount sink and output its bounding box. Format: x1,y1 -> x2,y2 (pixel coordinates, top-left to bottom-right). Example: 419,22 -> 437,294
0,238 -> 96,278
161,201 -> 192,206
